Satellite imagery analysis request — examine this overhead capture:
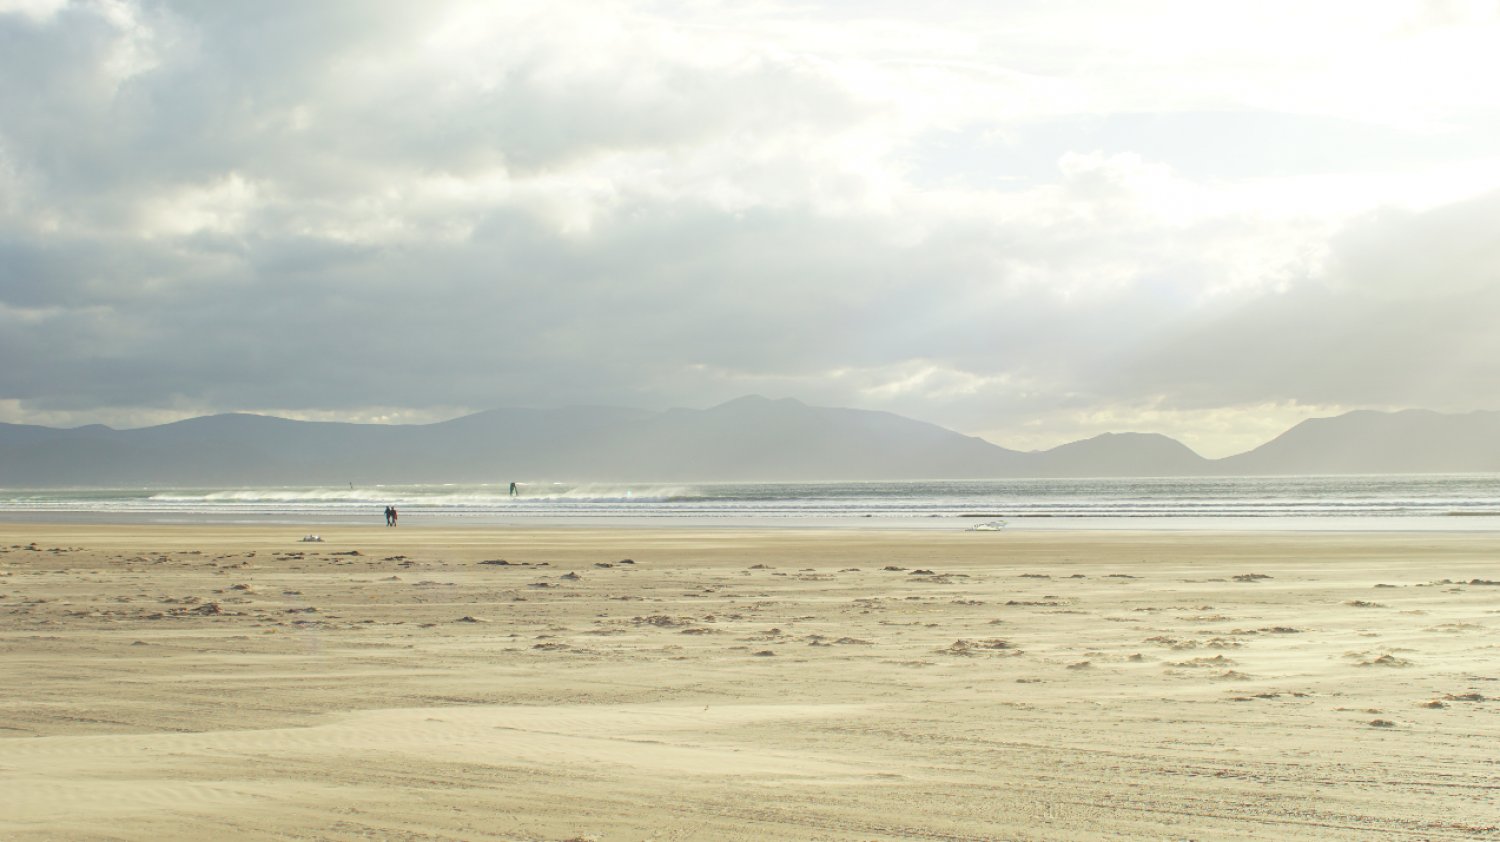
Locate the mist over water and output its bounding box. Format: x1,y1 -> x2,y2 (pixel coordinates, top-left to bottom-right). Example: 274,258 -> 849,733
4,475 -> 1500,530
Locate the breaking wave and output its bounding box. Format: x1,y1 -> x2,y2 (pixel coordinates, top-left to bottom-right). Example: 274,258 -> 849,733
4,475 -> 1500,528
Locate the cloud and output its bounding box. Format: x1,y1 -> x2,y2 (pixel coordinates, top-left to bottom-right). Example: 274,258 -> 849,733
1114,188 -> 1500,410
2,0 -> 1499,458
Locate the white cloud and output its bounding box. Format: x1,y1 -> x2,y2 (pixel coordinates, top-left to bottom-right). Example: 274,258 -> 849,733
0,0 -> 66,22
3,0 -> 1499,456
137,172 -> 261,238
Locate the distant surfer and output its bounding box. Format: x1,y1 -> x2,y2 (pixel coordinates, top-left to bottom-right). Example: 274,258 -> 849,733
509,482 -> 518,497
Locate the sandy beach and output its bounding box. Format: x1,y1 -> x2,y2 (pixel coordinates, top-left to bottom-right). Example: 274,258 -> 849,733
2,522 -> 1498,841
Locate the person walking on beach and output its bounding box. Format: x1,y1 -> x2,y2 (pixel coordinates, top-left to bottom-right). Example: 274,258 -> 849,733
390,506 -> 398,527
383,505 -> 393,527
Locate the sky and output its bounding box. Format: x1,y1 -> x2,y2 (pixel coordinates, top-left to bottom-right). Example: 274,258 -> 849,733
2,0 -> 1498,457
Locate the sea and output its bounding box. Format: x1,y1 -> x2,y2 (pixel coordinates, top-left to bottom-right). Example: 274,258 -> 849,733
3,474 -> 1500,531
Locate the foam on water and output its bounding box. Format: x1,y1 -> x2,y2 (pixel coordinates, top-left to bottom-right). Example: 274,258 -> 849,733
3,475 -> 1500,529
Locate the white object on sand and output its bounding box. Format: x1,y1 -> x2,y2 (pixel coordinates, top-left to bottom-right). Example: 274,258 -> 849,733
300,534 -> 324,542
968,521 -> 1007,532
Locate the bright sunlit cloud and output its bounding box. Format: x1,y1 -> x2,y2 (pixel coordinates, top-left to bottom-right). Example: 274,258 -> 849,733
2,0 -> 1498,454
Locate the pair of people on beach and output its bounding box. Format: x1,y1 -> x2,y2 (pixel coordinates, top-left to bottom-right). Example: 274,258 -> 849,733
384,505 -> 398,527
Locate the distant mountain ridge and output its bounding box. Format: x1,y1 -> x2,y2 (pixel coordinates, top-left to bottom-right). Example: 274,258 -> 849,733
1,397 -> 1496,486
1216,409 -> 1500,475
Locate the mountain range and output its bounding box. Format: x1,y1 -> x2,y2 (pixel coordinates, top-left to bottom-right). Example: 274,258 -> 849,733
1,396 -> 1497,486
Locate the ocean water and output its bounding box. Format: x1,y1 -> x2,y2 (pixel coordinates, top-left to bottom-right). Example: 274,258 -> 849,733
3,475 -> 1500,530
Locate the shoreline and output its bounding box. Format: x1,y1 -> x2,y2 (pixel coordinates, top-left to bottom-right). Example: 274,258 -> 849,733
7,518 -> 1500,547
7,474 -> 1500,532
4,522 -> 1498,840
4,511 -> 1500,534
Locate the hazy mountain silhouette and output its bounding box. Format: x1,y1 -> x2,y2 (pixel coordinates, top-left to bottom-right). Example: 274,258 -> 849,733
1,398 -> 1496,486
1033,432 -> 1211,477
1213,409 -> 1500,475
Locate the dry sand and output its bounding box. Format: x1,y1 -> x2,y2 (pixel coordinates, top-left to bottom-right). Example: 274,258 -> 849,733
2,522 -> 1498,841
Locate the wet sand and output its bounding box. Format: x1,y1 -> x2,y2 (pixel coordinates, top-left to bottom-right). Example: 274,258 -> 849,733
2,523 -> 1498,840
